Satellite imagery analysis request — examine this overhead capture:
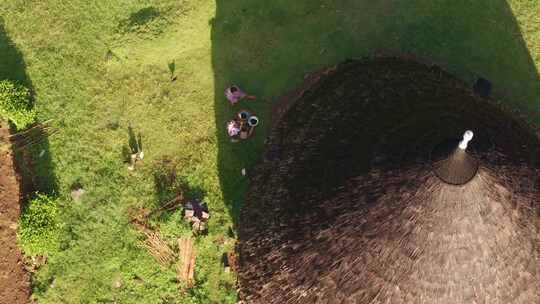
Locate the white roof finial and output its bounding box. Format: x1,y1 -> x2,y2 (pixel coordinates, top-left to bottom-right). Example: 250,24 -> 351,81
459,130 -> 474,150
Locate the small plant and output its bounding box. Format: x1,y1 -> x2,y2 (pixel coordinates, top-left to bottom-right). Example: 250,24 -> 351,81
18,193 -> 60,256
124,125 -> 144,170
168,60 -> 177,81
0,80 -> 36,130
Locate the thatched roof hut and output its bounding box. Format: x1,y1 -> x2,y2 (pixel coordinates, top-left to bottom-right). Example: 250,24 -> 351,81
237,57 -> 540,304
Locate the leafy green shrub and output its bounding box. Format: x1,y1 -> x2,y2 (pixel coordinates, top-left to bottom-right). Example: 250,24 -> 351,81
0,80 -> 36,130
18,193 -> 60,256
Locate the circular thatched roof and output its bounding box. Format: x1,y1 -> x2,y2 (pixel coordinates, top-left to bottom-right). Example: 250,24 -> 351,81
237,57 -> 540,304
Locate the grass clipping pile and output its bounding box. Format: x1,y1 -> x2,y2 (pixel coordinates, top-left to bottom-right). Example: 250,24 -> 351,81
238,57 -> 540,304
0,121 -> 30,304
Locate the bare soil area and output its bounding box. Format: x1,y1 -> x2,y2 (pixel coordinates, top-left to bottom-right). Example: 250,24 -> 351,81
0,121 -> 30,304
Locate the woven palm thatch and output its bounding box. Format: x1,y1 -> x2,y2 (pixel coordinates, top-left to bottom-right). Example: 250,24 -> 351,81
237,57 -> 540,304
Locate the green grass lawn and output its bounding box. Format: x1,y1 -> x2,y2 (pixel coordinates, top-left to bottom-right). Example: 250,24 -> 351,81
0,0 -> 539,303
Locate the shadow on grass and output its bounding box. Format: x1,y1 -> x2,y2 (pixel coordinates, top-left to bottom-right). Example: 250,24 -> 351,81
211,1 -> 540,224
119,6 -> 161,31
152,155 -> 206,205
0,18 -> 57,197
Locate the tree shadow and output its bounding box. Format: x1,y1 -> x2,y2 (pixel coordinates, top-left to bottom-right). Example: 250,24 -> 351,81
211,1 -> 540,224
0,18 -> 58,196
119,6 -> 161,32
152,155 -> 207,207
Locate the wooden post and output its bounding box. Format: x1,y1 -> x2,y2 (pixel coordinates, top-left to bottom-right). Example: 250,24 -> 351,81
177,237 -> 196,288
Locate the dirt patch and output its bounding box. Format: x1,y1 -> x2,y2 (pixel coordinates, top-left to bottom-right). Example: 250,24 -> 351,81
0,121 -> 30,303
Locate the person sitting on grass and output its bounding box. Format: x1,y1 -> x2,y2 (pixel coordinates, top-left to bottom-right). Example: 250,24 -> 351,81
184,199 -> 210,233
239,123 -> 255,140
225,85 -> 256,105
227,119 -> 241,142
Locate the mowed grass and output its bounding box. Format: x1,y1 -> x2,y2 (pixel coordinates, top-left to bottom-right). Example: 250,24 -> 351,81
2,1 -> 235,303
0,0 -> 539,303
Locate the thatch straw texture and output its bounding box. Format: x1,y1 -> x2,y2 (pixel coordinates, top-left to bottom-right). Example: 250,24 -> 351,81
238,57 -> 540,304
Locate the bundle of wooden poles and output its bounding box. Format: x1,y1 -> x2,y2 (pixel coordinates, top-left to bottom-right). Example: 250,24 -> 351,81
9,120 -> 57,150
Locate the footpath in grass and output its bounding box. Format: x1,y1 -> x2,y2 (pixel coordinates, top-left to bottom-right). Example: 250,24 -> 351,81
0,0 -> 539,303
